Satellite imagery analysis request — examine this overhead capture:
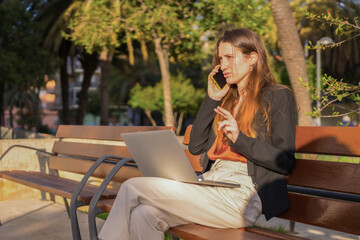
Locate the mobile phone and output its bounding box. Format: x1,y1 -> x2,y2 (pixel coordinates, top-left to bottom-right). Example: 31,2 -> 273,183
211,68 -> 227,90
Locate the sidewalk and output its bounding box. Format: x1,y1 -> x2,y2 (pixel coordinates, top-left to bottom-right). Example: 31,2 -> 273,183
0,199 -> 359,240
0,199 -> 104,240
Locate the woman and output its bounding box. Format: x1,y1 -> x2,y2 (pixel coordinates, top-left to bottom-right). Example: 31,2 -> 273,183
98,28 -> 297,240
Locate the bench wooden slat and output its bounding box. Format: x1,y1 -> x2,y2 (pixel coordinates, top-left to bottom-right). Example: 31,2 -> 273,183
0,170 -> 118,203
56,125 -> 174,140
97,198 -> 114,213
97,199 -> 306,240
279,192 -> 360,235
28,171 -> 118,200
295,126 -> 360,156
166,224 -> 304,240
244,227 -> 306,240
18,171 -> 96,202
0,170 -> 88,200
52,142 -> 132,159
287,159 -> 360,195
49,156 -> 142,182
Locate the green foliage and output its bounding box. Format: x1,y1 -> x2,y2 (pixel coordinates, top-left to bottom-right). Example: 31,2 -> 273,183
306,74 -> 360,118
0,0 -> 58,129
121,0 -> 204,65
128,73 -> 205,115
303,6 -> 360,119
63,0 -> 121,54
291,0 -> 360,88
306,9 -> 360,43
120,0 -> 272,65
87,90 -> 101,116
0,0 -> 58,86
197,0 -> 272,36
128,84 -> 159,112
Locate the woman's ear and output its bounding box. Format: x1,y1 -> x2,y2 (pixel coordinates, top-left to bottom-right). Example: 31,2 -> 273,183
249,52 -> 258,65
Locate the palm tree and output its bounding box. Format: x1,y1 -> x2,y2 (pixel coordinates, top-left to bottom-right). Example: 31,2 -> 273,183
271,0 -> 313,126
36,0 -> 73,124
37,0 -> 102,125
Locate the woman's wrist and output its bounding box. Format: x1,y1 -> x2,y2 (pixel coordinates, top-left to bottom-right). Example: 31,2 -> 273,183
208,94 -> 223,101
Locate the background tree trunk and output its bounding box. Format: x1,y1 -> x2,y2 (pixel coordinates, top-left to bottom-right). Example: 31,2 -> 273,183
76,52 -> 98,125
176,111 -> 184,136
99,50 -> 112,125
154,37 -> 174,126
126,31 -> 135,66
59,40 -> 71,124
0,83 -> 4,128
271,0 -> 313,126
145,110 -> 157,126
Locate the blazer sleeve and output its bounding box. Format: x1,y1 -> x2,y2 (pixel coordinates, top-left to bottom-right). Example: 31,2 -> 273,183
189,95 -> 221,155
229,88 -> 297,175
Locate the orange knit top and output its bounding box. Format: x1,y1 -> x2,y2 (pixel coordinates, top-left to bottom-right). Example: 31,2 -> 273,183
207,136 -> 247,163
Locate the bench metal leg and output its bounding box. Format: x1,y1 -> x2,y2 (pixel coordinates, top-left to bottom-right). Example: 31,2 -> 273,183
89,206 -> 105,240
64,197 -> 70,218
289,220 -> 296,233
71,200 -> 86,240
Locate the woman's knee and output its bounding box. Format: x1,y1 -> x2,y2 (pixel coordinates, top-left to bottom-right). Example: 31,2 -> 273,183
120,177 -> 146,192
130,204 -> 169,232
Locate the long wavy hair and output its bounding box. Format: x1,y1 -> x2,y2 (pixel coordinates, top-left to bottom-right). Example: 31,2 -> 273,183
213,28 -> 277,144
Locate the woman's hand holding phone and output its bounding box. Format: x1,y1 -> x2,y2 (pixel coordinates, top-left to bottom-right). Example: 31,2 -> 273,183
208,65 -> 229,101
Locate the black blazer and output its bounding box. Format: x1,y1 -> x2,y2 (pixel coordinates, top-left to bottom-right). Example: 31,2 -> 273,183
189,85 -> 297,220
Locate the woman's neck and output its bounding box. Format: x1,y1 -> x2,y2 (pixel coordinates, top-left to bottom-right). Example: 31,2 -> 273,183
236,77 -> 248,95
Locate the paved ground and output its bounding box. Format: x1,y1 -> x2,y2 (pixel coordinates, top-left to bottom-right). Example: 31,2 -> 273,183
0,199 -> 104,240
0,199 -> 359,240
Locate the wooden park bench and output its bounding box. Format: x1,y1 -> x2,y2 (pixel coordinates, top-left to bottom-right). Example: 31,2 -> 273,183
90,125 -> 360,240
0,125 -> 174,240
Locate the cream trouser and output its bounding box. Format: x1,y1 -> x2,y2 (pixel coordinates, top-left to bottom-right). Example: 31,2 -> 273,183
98,160 -> 262,240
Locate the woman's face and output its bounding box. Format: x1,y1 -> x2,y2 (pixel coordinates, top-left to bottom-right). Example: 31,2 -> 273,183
218,42 -> 252,89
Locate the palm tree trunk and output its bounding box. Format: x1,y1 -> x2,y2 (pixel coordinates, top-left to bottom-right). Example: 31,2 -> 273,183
154,37 -> 174,126
99,50 -> 113,125
76,52 -> 98,125
271,0 -> 313,126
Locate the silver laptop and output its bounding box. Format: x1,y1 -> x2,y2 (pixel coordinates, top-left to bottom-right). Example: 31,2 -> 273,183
121,130 -> 240,188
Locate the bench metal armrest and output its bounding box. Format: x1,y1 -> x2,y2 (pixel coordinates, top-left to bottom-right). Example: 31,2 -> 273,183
88,157 -> 133,240
0,145 -> 54,162
70,155 -> 133,240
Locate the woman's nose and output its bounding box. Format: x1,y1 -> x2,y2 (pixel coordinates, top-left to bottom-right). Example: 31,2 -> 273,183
221,60 -> 228,70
